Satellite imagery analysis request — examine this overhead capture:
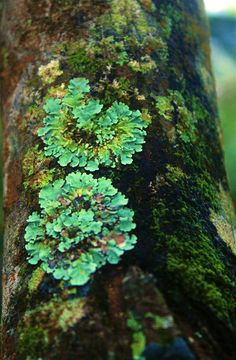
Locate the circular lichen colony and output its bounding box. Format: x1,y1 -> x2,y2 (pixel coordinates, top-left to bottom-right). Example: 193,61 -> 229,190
38,78 -> 148,171
25,172 -> 137,285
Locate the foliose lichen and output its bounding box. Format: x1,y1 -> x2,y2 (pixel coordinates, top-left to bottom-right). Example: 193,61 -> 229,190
25,172 -> 137,286
38,77 -> 148,171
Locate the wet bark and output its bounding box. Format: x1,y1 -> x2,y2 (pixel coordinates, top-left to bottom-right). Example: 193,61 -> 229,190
1,0 -> 236,359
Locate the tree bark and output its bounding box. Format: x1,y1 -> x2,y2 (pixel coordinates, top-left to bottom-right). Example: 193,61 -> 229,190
1,0 -> 236,359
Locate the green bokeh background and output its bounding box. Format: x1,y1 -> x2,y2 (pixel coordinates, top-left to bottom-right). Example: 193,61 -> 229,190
209,13 -> 236,205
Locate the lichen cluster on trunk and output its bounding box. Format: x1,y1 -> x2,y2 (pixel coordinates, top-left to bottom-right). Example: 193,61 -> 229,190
1,0 -> 236,359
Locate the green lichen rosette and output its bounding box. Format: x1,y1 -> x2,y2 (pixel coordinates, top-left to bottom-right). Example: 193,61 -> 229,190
38,78 -> 148,171
25,172 -> 137,286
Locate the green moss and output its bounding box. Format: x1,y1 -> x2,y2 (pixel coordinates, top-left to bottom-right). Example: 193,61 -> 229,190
0,47 -> 9,68
17,297 -> 86,358
18,264 -> 28,278
146,2 -> 236,324
20,297 -> 86,331
22,145 -> 55,190
28,267 -> 45,294
57,299 -> 85,331
166,233 -> 235,319
18,326 -> 49,360
63,0 -> 169,87
127,312 -> 146,360
102,77 -> 134,105
44,83 -> 67,101
155,96 -> 174,121
155,90 -> 197,144
23,145 -> 43,177
21,104 -> 45,131
66,36 -> 129,75
95,0 -> 156,38
139,0 -> 156,13
128,55 -> 156,74
195,171 -> 220,210
152,172 -> 236,323
67,41 -> 98,75
165,164 -> 187,183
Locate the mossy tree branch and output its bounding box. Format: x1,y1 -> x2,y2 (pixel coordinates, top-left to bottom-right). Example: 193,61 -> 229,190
1,0 -> 236,359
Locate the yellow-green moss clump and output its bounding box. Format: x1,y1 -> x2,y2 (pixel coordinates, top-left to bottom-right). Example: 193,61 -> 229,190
22,145 -> 55,190
38,59 -> 63,85
28,267 -> 45,294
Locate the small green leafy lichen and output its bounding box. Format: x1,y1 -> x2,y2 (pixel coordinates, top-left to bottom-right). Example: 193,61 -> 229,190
38,77 -> 148,171
25,172 -> 137,286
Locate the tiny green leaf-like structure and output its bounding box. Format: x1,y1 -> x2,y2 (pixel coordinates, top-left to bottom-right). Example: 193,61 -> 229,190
38,78 -> 148,171
25,172 -> 137,286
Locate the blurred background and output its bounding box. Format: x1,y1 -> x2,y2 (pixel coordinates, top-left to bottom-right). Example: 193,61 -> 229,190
205,0 -> 236,204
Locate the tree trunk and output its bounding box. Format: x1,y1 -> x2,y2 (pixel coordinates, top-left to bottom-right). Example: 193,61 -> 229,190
1,0 -> 236,359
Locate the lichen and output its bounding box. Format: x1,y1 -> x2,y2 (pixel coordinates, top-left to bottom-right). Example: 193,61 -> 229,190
218,185 -> 236,228
16,3 -> 235,358
38,77 -> 148,171
210,210 -> 236,255
25,172 -> 137,286
24,43 -> 151,285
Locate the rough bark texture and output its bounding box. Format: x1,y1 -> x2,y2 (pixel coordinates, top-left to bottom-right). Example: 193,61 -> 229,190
1,0 -> 236,359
